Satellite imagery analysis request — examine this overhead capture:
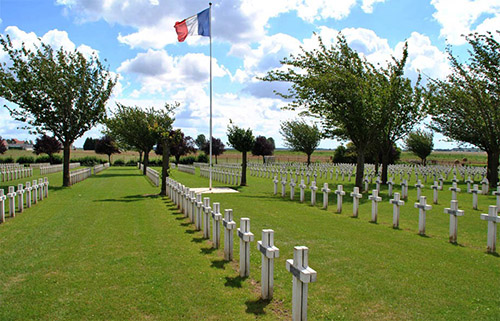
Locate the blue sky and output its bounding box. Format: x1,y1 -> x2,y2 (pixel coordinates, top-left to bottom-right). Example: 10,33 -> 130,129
0,0 -> 499,149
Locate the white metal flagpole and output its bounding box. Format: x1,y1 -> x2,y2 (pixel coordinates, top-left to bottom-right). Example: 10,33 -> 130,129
209,2 -> 213,190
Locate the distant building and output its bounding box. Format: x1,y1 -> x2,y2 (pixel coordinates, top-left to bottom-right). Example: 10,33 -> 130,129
7,138 -> 34,151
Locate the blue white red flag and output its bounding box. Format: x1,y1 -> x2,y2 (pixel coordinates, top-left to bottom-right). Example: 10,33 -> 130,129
174,8 -> 210,42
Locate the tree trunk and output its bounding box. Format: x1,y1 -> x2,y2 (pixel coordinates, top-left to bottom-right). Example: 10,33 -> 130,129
175,155 -> 180,165
241,151 -> 247,186
160,140 -> 170,196
143,150 -> 149,175
108,154 -> 111,165
62,142 -> 71,187
307,153 -> 311,166
139,151 -> 143,163
48,153 -> 54,165
215,155 -> 218,164
381,150 -> 390,184
262,156 -> 265,164
487,149 -> 499,188
355,148 -> 365,190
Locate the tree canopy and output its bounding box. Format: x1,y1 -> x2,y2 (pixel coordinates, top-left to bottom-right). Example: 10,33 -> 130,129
227,121 -> 255,186
95,135 -> 120,164
33,135 -> 62,164
168,130 -> 196,165
195,134 -> 207,150
263,33 -> 424,188
106,103 -> 158,175
405,130 -> 433,165
201,137 -> 225,164
0,136 -> 6,154
251,135 -> 275,163
280,120 -> 321,166
0,35 -> 116,186
83,138 -> 97,150
428,31 -> 500,186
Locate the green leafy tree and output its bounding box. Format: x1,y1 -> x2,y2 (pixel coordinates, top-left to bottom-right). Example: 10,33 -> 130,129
95,135 -> 120,164
195,134 -> 207,150
0,36 -> 116,186
375,43 -> 425,183
0,136 -> 7,154
169,130 -> 196,165
33,134 -> 62,164
251,136 -> 275,164
428,31 -> 500,187
227,121 -> 255,186
201,137 -> 225,164
280,120 -> 321,166
83,137 -> 97,150
149,103 -> 176,196
263,34 -> 384,188
405,130 -> 433,165
106,104 -> 158,175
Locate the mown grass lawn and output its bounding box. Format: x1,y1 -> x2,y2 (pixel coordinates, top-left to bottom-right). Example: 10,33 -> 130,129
1,165 -> 499,320
167,167 -> 500,320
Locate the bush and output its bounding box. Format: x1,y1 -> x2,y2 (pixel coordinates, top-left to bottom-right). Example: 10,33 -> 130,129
16,156 -> 35,164
36,155 -> 63,164
196,153 -> 208,163
71,156 -> 105,166
0,156 -> 14,163
126,159 -> 138,166
113,159 -> 125,166
179,156 -> 195,165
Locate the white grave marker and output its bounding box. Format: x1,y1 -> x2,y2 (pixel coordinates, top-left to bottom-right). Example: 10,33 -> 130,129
350,187 -> 362,218
257,229 -> 279,300
414,196 -> 432,235
390,193 -> 405,229
223,209 -> 236,261
238,218 -> 254,277
480,205 -> 500,253
368,190 -> 382,223
444,200 -> 464,243
335,185 -> 346,213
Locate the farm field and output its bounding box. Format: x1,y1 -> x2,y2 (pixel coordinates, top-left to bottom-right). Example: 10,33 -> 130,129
0,164 -> 498,320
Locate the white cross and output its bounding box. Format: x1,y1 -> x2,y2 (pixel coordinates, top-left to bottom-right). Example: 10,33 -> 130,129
290,179 -> 297,201
387,177 -> 394,197
281,177 -> 287,198
310,182 -> 318,206
431,181 -> 440,204
223,209 -> 236,261
286,246 -> 317,321
335,185 -> 346,213
0,189 -> 6,223
480,205 -> 500,253
414,196 -> 432,235
481,178 -> 489,195
401,180 -> 408,199
350,187 -> 362,218
211,203 -> 222,249
449,182 -> 461,201
471,184 -> 480,210
321,183 -> 330,210
257,229 -> 279,300
368,190 -> 382,223
202,197 -> 211,239
492,186 -> 500,213
444,200 -> 464,243
7,186 -> 16,218
465,176 -> 474,193
195,193 -> 202,231
273,176 -> 279,195
238,218 -> 254,277
299,179 -> 307,203
414,180 -> 424,200
390,192 -> 405,229
17,184 -> 25,213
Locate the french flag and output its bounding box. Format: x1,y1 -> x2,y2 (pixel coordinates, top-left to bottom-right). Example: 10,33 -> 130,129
174,8 -> 210,42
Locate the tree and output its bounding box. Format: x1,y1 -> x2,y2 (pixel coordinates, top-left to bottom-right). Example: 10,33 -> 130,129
83,137 -> 97,150
0,35 -> 115,186
169,130 -> 196,165
405,130 -> 433,165
263,34 -> 385,188
0,136 -> 7,154
195,134 -> 207,150
251,136 -> 275,163
95,135 -> 120,164
33,135 -> 62,164
149,103 -> 176,196
428,31 -> 500,187
374,43 -> 425,183
227,121 -> 255,186
201,137 -> 225,164
106,104 -> 158,175
280,120 -> 321,166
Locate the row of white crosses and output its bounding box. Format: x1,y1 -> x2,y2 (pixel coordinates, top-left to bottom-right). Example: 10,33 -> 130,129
93,163 -> 110,175
166,177 -> 317,320
0,178 -> 49,223
1,167 -> 33,182
145,167 -> 160,187
69,168 -> 92,186
177,164 -> 196,175
199,167 -> 241,186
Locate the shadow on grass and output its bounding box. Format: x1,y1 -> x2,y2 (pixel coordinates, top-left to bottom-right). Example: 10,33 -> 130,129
210,259 -> 230,269
224,275 -> 247,288
486,251 -> 499,257
245,298 -> 271,315
94,193 -> 159,203
93,172 -> 142,178
185,229 -> 195,234
191,237 -> 204,243
180,222 -> 191,227
175,217 -> 185,221
200,247 -> 216,255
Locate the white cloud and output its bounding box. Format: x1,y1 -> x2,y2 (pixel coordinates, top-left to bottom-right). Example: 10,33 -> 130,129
431,0 -> 500,45
361,0 -> 386,14
117,49 -> 228,95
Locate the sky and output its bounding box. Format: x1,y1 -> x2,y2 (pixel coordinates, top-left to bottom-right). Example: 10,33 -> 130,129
0,0 -> 499,149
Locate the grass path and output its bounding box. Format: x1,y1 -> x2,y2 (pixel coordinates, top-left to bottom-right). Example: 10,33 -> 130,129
0,167 -> 281,320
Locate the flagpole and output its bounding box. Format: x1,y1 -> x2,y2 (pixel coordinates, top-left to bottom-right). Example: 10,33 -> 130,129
209,2 -> 213,190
